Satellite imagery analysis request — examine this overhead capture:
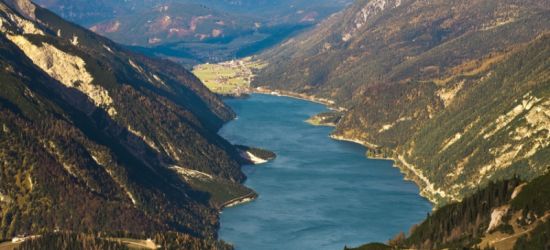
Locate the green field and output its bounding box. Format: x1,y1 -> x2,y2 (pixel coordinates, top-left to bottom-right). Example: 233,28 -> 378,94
193,57 -> 266,95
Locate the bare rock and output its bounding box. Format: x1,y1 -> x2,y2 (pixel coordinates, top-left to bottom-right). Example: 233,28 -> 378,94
3,0 -> 36,20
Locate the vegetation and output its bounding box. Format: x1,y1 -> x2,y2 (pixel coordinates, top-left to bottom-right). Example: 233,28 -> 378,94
256,0 -> 550,205
402,179 -> 522,249
513,220 -> 550,250
193,58 -> 266,95
352,173 -> 550,250
0,2 -> 247,248
10,231 -> 234,250
306,111 -> 342,126
253,1 -> 549,248
15,233 -> 129,250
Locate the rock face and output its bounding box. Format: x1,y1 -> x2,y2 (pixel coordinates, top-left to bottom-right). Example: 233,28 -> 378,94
3,0 -> 35,20
6,33 -> 118,116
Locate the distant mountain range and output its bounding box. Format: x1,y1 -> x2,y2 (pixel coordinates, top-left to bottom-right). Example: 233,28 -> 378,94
33,0 -> 353,65
0,0 -> 257,248
254,0 -> 549,248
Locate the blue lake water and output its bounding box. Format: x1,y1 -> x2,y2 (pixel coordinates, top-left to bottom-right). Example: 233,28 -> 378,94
219,94 -> 432,250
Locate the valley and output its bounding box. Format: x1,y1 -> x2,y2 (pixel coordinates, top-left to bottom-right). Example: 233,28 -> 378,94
0,0 -> 548,249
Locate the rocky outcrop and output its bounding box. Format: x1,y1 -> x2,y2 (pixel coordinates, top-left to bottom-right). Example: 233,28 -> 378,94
6,34 -> 118,116
3,0 -> 35,20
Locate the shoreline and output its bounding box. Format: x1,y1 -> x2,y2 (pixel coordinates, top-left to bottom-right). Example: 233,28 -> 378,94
305,119 -> 337,127
223,89 -> 442,206
240,150 -> 269,165
328,134 -> 444,206
221,192 -> 257,209
220,150 -> 275,210
249,87 -> 347,112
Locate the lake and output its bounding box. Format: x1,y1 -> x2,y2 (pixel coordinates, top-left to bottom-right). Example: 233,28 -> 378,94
219,94 -> 432,250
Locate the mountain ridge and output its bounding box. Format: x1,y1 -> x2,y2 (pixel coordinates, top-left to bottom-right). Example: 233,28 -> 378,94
254,0 -> 550,205
0,0 -> 253,248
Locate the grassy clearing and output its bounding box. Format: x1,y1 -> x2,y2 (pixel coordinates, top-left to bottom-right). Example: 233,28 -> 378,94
193,57 -> 266,95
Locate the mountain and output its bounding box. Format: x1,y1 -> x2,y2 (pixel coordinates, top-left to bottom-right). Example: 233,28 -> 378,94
0,0 -> 252,247
254,0 -> 550,205
88,3 -> 256,46
33,0 -> 354,64
348,172 -> 550,249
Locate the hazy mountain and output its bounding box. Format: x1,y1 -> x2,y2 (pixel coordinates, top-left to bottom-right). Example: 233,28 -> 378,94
33,0 -> 354,64
255,0 -> 550,205
0,0 -> 252,247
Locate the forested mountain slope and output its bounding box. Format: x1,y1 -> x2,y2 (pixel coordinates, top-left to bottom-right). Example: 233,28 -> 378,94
349,172 -> 550,249
255,0 -> 550,205
0,0 -> 250,247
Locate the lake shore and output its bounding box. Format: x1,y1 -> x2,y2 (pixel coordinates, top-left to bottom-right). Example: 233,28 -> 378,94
250,87 -> 346,112
218,94 -> 432,249
221,192 -> 258,208
328,134 -> 450,206
224,89 -> 443,205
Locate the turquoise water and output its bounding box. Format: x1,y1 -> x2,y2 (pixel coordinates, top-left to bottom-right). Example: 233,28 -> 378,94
219,94 -> 432,250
